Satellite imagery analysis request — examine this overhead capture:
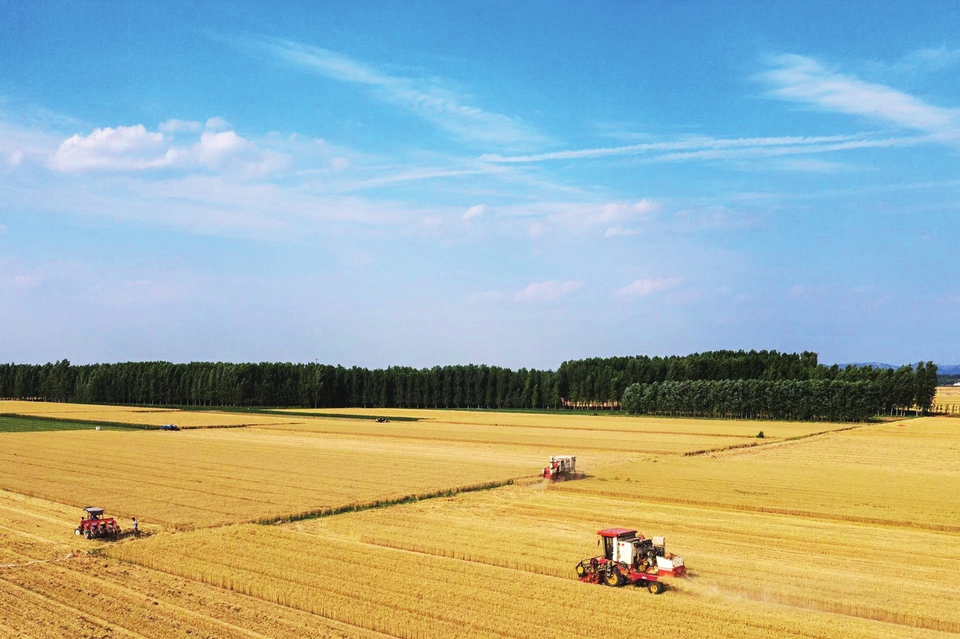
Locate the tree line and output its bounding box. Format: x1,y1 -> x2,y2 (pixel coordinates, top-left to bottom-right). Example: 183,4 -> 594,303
0,351 -> 939,419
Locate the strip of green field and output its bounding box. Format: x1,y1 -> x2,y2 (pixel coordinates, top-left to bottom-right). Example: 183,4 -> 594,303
0,414 -> 152,433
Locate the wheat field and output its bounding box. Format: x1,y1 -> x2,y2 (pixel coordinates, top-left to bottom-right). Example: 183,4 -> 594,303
0,428 -> 540,528
1,404 -> 958,637
935,386 -> 960,413
0,399 -> 320,428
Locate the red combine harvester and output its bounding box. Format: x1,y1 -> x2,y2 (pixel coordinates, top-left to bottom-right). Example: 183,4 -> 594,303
576,527 -> 686,594
75,507 -> 121,539
542,455 -> 584,480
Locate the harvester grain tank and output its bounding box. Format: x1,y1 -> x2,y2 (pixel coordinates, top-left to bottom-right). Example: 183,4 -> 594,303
75,507 -> 121,539
576,527 -> 686,593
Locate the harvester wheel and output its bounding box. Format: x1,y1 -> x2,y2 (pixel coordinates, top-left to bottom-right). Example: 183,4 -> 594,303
604,568 -> 623,587
576,563 -> 586,578
648,581 -> 663,595
74,529 -> 81,536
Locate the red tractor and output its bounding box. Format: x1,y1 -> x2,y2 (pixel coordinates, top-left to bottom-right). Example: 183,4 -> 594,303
74,507 -> 121,539
576,527 -> 686,594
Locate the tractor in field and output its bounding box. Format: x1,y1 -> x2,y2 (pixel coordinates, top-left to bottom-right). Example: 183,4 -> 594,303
542,455 -> 584,480
576,527 -> 686,593
75,507 -> 121,539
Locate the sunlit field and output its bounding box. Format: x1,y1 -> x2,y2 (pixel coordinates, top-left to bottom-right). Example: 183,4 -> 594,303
1,404 -> 957,637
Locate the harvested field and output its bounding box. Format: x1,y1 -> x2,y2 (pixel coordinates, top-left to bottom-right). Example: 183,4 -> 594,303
0,428 -> 540,528
0,400 -> 315,429
108,516 -> 958,639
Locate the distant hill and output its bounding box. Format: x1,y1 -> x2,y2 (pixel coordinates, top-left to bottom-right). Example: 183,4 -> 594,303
841,362 -> 897,370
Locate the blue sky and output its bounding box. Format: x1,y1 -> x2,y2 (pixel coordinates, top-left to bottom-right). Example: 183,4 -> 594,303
1,1 -> 958,369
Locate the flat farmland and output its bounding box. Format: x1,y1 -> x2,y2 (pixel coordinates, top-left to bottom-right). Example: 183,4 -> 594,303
2,402 -> 958,637
557,417 -> 960,530
0,492 -> 386,638
279,406 -> 844,438
935,386 -> 960,412
0,399 -> 315,429
263,407 -> 853,455
0,428 -> 541,528
107,509 -> 959,638
253,417 -> 751,454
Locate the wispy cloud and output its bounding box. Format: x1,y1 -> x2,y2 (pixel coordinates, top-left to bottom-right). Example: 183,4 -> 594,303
514,280 -> 581,302
245,35 -> 547,149
615,277 -> 682,298
462,204 -> 486,221
761,54 -> 960,140
478,133 -> 903,164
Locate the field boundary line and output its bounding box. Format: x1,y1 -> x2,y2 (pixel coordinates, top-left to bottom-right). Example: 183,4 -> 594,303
256,478 -> 522,525
683,424 -> 863,456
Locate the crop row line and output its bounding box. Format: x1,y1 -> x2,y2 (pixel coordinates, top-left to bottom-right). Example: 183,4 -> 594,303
255,478 -> 520,525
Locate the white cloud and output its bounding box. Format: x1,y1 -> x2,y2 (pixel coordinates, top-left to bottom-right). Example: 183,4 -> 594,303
514,280 -> 581,302
761,54 -> 960,139
462,204 -> 486,221
49,123 -> 288,176
205,116 -> 231,131
6,150 -> 23,168
248,36 -> 547,148
616,277 -> 682,298
159,119 -> 202,133
52,125 -> 175,171
330,157 -> 350,170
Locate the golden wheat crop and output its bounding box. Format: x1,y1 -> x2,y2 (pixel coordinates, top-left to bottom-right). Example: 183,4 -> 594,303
284,481 -> 960,635
280,406 -> 844,438
935,386 -> 960,413
0,428 -> 541,528
252,416 -> 752,454
0,399 -> 316,428
555,417 -> 960,531
107,517 -> 957,639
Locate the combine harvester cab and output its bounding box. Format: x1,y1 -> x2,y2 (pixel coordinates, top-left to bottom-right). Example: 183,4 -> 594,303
576,528 -> 686,594
75,507 -> 122,540
542,455 -> 584,481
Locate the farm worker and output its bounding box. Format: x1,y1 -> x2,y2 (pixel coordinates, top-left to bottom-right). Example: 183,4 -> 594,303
132,517 -> 139,537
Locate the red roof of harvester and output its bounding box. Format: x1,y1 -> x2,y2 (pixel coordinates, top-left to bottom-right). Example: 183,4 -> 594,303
598,527 -> 637,538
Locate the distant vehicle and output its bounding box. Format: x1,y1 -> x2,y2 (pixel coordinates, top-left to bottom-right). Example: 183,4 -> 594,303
542,455 -> 584,480
160,424 -> 180,431
75,507 -> 121,539
375,417 -> 390,423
